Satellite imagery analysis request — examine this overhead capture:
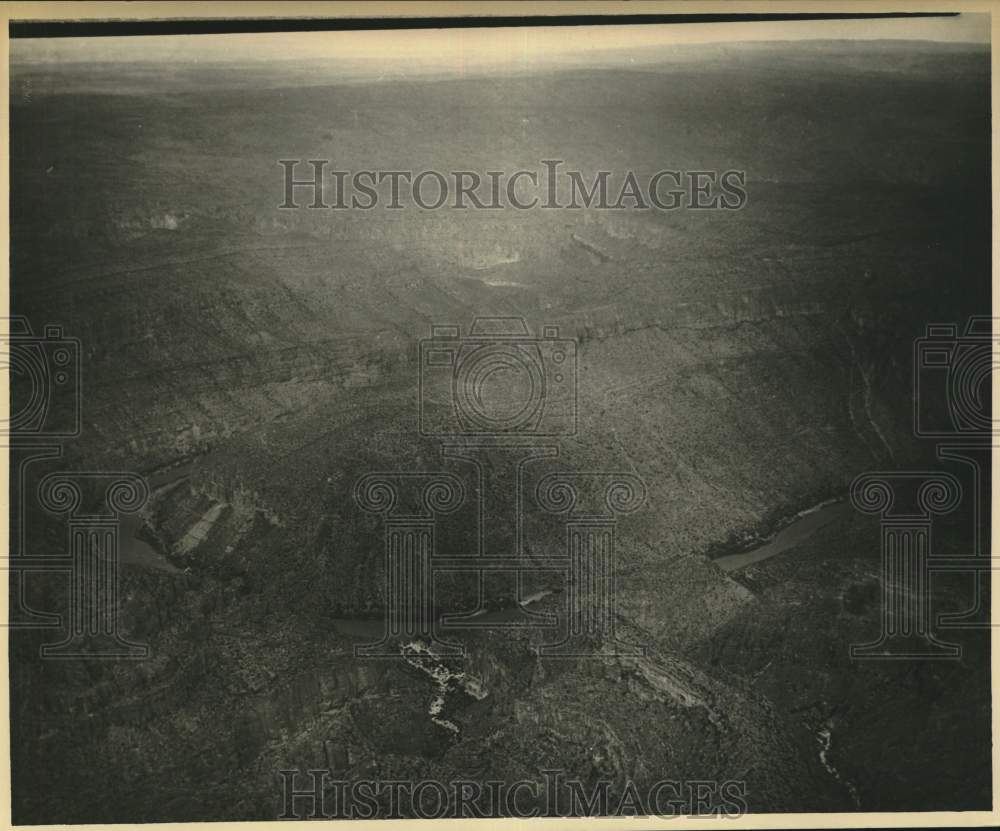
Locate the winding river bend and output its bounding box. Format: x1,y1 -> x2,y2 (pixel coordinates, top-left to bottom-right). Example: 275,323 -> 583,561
120,468 -> 857,744
123,463 -> 850,591
118,462 -> 195,574
714,499 -> 850,572
332,498 -> 851,643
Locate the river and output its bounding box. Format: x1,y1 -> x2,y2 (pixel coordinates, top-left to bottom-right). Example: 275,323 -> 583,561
333,500 -> 850,637
117,462 -> 195,575
817,717 -> 862,807
331,590 -> 557,640
714,499 -> 850,572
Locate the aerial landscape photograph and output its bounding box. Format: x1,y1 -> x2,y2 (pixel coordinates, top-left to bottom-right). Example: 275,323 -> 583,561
4,5 -> 994,824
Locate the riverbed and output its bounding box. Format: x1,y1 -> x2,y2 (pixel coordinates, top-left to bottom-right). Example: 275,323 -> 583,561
714,499 -> 851,572
118,462 -> 195,574
332,500 -> 851,637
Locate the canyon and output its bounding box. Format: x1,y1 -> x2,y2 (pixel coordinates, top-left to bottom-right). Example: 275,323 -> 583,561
8,38 -> 991,821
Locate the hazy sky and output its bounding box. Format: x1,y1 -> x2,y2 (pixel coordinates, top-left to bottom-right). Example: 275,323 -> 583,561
12,14 -> 990,69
